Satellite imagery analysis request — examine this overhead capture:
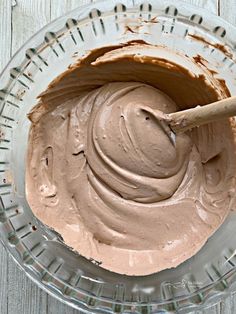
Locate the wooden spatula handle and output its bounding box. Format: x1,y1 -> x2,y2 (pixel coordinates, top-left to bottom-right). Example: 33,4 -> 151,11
168,96 -> 236,133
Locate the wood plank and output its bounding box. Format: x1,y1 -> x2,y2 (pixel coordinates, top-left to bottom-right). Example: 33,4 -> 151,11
8,254 -> 48,314
0,2 -> 12,313
0,0 -> 11,72
219,0 -> 236,25
50,0 -> 93,20
0,244 -> 8,314
181,0 -> 218,14
47,298 -> 80,314
11,0 -> 51,54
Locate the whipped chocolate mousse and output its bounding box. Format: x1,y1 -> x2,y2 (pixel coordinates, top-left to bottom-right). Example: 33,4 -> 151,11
26,43 -> 236,275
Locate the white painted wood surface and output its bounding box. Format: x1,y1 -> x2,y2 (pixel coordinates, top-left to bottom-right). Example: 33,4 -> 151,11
0,0 -> 234,313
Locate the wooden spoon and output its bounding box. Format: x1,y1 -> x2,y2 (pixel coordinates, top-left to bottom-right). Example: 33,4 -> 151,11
167,96 -> 236,133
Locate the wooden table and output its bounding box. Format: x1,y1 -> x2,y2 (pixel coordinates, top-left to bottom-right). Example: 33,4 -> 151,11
0,0 -> 235,313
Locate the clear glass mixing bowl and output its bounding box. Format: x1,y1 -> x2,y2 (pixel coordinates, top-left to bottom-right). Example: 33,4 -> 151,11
0,0 -> 236,312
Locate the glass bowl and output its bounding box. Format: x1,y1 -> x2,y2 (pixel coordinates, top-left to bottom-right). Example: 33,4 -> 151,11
0,0 -> 236,312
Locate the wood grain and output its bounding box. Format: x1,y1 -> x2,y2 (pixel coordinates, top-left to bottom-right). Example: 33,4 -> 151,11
181,0 -> 218,13
0,0 -> 12,72
169,96 -> 236,133
11,0 -> 50,54
0,1 -> 11,313
219,0 -> 236,24
50,0 -> 89,20
8,259 -> 47,314
47,299 -> 79,314
0,244 -> 8,314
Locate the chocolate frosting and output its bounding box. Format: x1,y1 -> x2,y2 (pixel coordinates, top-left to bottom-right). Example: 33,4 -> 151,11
26,43 -> 236,275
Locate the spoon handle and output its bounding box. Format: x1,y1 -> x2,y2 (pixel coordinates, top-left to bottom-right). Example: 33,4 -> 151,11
168,96 -> 236,133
